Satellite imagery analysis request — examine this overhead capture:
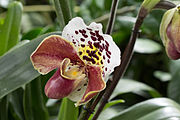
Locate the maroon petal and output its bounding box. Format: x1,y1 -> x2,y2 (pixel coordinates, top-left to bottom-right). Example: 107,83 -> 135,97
30,35 -> 83,74
76,65 -> 106,106
45,67 -> 75,99
166,40 -> 180,60
166,11 -> 180,52
45,58 -> 84,99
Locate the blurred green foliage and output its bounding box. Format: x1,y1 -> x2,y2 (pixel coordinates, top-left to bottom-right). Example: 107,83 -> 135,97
0,0 -> 180,120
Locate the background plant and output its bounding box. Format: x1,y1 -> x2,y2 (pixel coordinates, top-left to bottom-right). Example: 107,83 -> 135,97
0,0 -> 180,120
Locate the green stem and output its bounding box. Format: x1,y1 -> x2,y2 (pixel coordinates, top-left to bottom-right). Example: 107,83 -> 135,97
78,99 -> 94,120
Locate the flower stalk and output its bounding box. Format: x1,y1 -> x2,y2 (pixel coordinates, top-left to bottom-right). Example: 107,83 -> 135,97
91,7 -> 147,120
91,0 -> 176,120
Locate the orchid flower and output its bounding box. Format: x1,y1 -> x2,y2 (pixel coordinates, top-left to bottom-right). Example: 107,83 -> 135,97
160,5 -> 180,59
30,17 -> 121,106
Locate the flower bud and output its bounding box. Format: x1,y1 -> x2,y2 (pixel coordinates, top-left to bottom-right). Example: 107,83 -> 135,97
160,5 -> 180,59
141,0 -> 160,12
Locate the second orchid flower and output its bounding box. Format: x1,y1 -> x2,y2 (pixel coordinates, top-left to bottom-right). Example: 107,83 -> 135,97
160,5 -> 180,60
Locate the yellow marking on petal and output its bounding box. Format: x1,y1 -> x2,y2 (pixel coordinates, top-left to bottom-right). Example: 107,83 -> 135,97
63,63 -> 85,80
72,71 -> 78,76
78,44 -> 103,66
65,68 -> 78,77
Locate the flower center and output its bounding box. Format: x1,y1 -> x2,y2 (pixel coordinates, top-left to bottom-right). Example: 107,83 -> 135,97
72,71 -> 78,76
78,44 -> 103,66
64,64 -> 86,80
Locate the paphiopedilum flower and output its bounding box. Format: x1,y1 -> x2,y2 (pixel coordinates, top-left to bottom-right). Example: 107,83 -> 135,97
30,17 -> 121,106
160,5 -> 180,60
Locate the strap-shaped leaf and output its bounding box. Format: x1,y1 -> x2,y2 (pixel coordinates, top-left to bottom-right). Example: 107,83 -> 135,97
0,97 -> 8,120
0,1 -> 23,56
59,0 -> 72,24
58,98 -> 79,120
23,77 -> 49,120
53,0 -> 72,29
53,0 -> 65,29
9,88 -> 25,120
110,98 -> 180,120
0,32 -> 61,99
168,60 -> 180,104
110,79 -> 161,100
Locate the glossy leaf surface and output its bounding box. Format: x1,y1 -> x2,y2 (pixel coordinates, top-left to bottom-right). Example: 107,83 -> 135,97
58,98 -> 78,120
0,32 -> 61,99
110,98 -> 180,120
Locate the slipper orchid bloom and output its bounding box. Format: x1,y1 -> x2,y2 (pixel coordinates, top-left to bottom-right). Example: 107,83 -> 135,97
160,5 -> 180,60
30,17 -> 121,106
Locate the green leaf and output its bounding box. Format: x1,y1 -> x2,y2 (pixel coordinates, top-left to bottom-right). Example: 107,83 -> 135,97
0,18 -> 4,28
58,98 -> 78,120
88,99 -> 124,120
9,88 -> 25,120
59,0 -> 72,24
154,71 -> 172,82
22,28 -> 43,40
22,26 -> 55,41
104,99 -> 125,110
23,77 -> 49,120
141,0 -> 160,12
110,98 -> 180,120
90,100 -> 124,120
7,2 -> 23,50
95,0 -> 104,9
7,40 -> 30,53
0,32 -> 61,99
98,107 -> 120,120
104,0 -> 112,10
39,26 -> 56,35
170,59 -> 180,76
0,97 -> 9,120
134,38 -> 162,54
172,1 -> 180,5
168,71 -> 180,103
0,1 -> 23,56
168,60 -> 180,104
53,0 -> 65,29
69,0 -> 76,17
53,0 -> 72,29
110,79 -> 161,99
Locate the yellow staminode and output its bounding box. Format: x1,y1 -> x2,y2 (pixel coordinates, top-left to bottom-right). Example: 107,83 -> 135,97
64,65 -> 84,79
78,44 -> 103,66
72,71 -> 78,76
